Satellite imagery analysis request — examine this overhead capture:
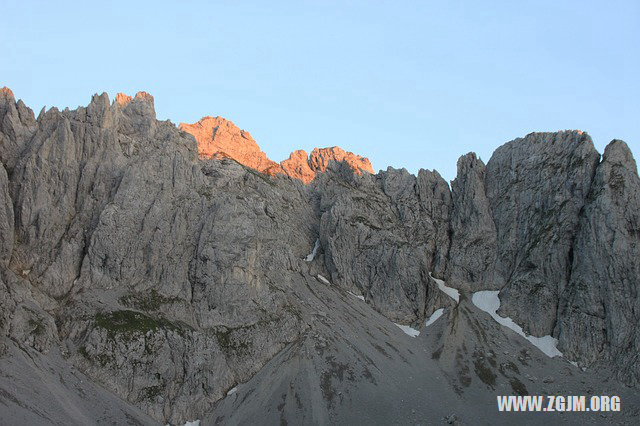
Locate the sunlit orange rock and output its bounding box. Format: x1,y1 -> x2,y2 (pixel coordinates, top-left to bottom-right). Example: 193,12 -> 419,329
0,87 -> 14,100
179,116 -> 282,174
308,146 -> 374,175
280,150 -> 316,183
180,116 -> 374,183
115,93 -> 132,106
279,147 -> 374,183
134,91 -> 154,103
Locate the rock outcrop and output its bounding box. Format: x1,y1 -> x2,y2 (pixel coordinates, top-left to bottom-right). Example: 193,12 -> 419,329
486,131 -> 601,337
0,87 -> 37,172
178,116 -> 282,174
0,163 -> 12,268
446,131 -> 640,386
446,153 -> 497,291
556,140 -> 640,385
0,91 -> 318,423
308,146 -> 374,176
180,116 -> 374,183
315,163 -> 452,324
280,149 -> 316,183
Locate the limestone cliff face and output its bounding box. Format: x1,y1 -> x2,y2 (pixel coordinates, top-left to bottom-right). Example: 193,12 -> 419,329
556,140 -> 640,385
314,163 -> 452,324
0,164 -> 12,269
0,86 -> 36,172
446,131 -> 640,386
180,116 -> 374,183
446,153 -> 497,291
1,88 -> 639,423
0,90 -> 314,423
486,131 -> 601,337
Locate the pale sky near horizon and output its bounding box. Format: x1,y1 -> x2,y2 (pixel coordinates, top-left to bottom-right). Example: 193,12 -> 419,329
1,0 -> 638,181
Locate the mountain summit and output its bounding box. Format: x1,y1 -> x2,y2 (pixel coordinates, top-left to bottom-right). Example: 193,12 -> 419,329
179,116 -> 374,183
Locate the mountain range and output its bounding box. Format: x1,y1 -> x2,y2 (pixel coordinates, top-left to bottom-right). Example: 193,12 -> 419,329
0,88 -> 638,425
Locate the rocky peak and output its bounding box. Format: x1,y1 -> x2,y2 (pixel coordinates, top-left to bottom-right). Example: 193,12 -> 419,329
279,147 -> 375,184
0,87 -> 15,101
109,91 -> 157,136
115,93 -> 133,106
114,91 -> 155,114
2,89 -> 640,424
178,116 -> 281,174
602,139 -> 637,172
0,87 -> 37,171
446,152 -> 498,291
555,138 -> 640,385
309,146 -> 374,175
180,116 -> 374,183
280,149 -> 315,183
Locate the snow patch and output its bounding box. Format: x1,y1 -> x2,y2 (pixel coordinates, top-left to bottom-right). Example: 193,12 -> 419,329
305,239 -> 320,261
425,308 -> 444,327
472,291 -> 562,358
226,386 -> 237,396
317,274 -> 330,285
347,290 -> 365,301
183,421 -> 200,426
394,323 -> 420,337
430,273 -> 459,303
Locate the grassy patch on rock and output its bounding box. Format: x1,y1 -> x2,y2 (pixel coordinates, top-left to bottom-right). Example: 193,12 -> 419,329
119,289 -> 180,312
95,310 -> 183,341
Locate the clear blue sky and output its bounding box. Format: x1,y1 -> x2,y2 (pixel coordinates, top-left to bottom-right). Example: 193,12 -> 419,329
2,0 -> 638,181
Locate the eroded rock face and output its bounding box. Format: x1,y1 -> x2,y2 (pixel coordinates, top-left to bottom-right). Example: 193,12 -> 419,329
486,131 -> 600,336
315,163 -> 452,324
0,86 -> 37,172
556,140 -> 640,386
0,89 -> 399,424
443,132 -> 640,385
446,153 -> 497,291
1,91 -> 320,423
0,163 -> 12,268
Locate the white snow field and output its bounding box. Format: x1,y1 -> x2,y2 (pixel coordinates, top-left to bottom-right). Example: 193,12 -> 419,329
394,323 -> 421,337
472,291 -> 562,358
429,273 -> 459,303
347,290 -> 365,301
304,239 -> 320,261
317,274 -> 331,285
425,308 -> 444,327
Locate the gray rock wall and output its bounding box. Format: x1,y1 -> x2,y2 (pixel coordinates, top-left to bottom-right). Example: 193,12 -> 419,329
316,164 -> 451,324
556,140 -> 640,385
486,131 -> 601,336
446,153 -> 497,291
446,132 -> 640,386
0,163 -> 13,268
